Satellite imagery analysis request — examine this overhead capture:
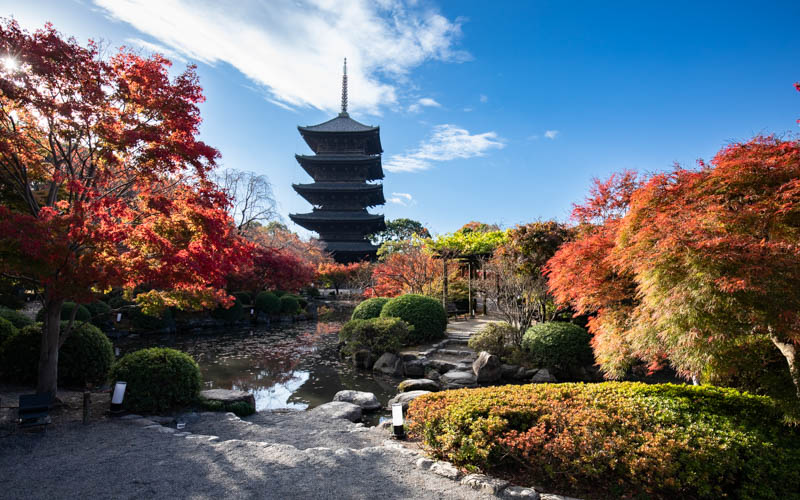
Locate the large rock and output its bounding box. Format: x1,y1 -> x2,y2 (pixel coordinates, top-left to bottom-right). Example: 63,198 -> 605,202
440,370 -> 477,389
199,389 -> 255,408
373,352 -> 403,377
403,359 -> 426,377
425,359 -> 458,373
387,390 -> 431,411
501,364 -> 521,380
472,351 -> 502,383
398,379 -> 439,392
531,368 -> 557,383
333,390 -> 381,411
308,401 -> 362,422
425,369 -> 441,382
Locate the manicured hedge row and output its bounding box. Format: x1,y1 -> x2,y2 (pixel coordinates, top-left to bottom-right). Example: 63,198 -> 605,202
407,382 -> 800,499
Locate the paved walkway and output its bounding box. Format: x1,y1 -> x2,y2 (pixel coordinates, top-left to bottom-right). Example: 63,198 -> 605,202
0,411 -> 499,500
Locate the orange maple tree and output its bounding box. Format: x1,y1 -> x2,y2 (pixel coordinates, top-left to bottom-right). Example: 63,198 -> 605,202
0,21 -> 248,395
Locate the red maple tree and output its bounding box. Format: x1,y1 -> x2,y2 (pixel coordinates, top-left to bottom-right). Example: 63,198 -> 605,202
0,21 -> 247,395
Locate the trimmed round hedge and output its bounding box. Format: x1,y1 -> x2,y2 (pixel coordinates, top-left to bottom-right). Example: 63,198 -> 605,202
351,297 -> 390,320
110,347 -> 201,413
233,292 -> 252,306
84,301 -> 112,327
0,307 -> 33,329
338,317 -> 409,356
0,316 -> 17,345
0,321 -> 113,387
279,295 -> 300,315
522,322 -> 593,374
210,298 -> 244,323
255,291 -> 281,315
380,294 -> 446,344
408,382 -> 800,499
36,301 -> 91,323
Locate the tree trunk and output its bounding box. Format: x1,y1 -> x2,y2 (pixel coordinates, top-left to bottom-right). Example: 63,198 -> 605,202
37,297 -> 64,397
770,332 -> 800,401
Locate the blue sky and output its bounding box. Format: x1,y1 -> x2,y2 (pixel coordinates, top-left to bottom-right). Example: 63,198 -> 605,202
5,0 -> 799,236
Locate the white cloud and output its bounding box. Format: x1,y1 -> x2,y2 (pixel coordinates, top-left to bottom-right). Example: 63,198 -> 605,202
384,124 -> 505,173
125,37 -> 187,63
408,97 -> 441,113
479,94 -> 488,103
94,0 -> 469,114
544,130 -> 559,139
388,192 -> 415,205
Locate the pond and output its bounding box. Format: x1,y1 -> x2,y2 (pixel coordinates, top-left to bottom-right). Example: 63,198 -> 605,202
114,309 -> 398,420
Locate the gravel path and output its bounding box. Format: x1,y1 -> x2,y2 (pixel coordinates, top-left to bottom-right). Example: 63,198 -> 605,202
0,413 -> 498,500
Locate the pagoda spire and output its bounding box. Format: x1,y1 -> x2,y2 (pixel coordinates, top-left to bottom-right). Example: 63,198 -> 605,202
340,57 -> 348,116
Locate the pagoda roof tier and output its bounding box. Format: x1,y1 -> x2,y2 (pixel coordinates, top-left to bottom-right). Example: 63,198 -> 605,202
295,154 -> 384,181
292,182 -> 385,208
290,210 -> 385,235
298,113 -> 382,155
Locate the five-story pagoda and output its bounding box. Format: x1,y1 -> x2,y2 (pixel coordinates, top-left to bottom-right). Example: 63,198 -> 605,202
290,59 -> 386,262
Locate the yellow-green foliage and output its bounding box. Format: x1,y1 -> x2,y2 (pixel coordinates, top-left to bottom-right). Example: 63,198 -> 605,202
408,382 -> 800,499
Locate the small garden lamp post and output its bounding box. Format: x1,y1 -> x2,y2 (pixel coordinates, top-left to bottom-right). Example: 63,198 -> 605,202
391,403 -> 405,440
110,381 -> 126,415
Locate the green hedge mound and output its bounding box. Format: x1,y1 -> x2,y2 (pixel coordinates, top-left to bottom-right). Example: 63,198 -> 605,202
210,298 -> 244,323
129,307 -> 173,331
0,317 -> 17,345
351,297 -> 390,320
110,347 -> 201,413
338,317 -> 409,357
0,307 -> 33,329
255,291 -> 281,315
279,295 -> 300,315
408,382 -> 800,499
522,322 -> 593,377
380,294 -> 446,344
84,301 -> 112,327
0,321 -> 113,387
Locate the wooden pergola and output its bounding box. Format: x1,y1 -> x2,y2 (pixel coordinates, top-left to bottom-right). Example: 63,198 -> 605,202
431,249 -> 492,318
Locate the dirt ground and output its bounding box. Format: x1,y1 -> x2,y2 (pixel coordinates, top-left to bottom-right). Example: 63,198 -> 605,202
0,384 -> 111,436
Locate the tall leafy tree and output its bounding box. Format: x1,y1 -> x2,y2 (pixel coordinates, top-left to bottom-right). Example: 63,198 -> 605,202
0,21 -> 247,395
369,218 -> 430,246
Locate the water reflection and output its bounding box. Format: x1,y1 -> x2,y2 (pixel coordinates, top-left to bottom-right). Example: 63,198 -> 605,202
115,318 -> 397,414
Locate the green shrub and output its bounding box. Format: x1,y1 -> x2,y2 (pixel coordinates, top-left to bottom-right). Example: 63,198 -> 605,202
129,307 -> 173,331
210,298 -> 244,323
522,322 -> 593,377
338,317 -> 409,356
295,295 -> 308,309
233,292 -> 252,305
279,295 -> 300,315
302,286 -> 320,298
273,290 -> 287,297
107,295 -> 133,310
199,399 -> 225,412
0,307 -> 33,329
57,321 -> 114,387
468,321 -> 515,358
35,301 -> 91,323
228,401 -> 256,417
408,382 -> 800,499
109,347 -> 201,413
255,291 -> 281,315
0,321 -> 113,386
84,301 -> 112,327
380,294 -> 446,344
351,297 -> 390,320
0,316 -> 18,346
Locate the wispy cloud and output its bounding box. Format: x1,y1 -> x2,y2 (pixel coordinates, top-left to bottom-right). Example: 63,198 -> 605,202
544,130 -> 560,139
94,0 -> 470,114
388,192 -> 415,206
408,97 -> 441,113
125,37 -> 187,63
384,124 -> 505,173
479,94 -> 488,103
